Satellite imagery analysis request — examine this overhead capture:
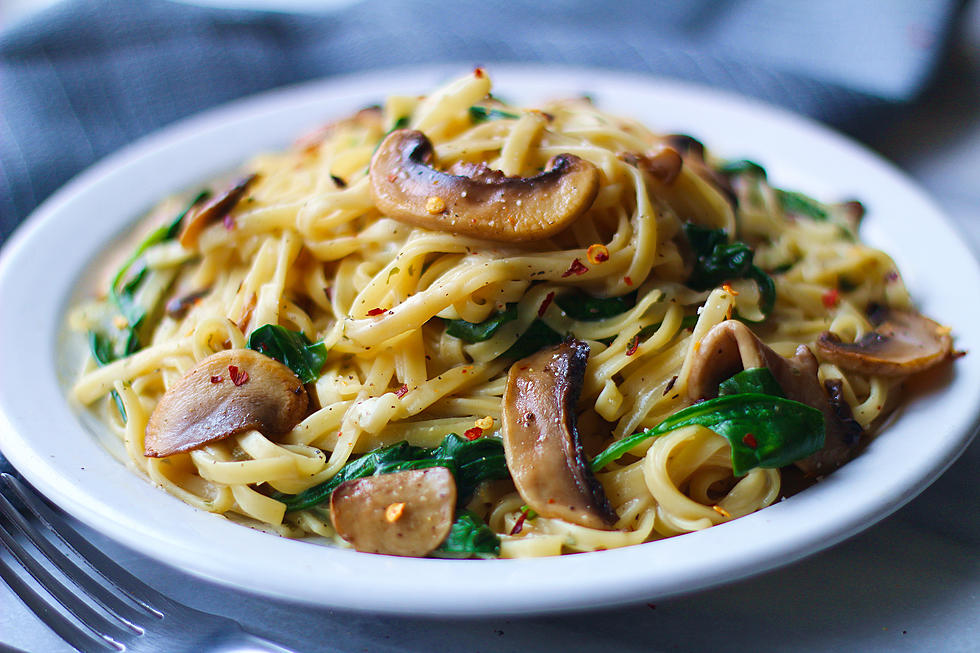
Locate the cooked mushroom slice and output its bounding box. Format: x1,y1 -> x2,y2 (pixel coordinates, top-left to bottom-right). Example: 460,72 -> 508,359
663,134 -> 737,207
178,174 -> 258,249
817,308 -> 952,377
502,339 -> 618,530
688,320 -> 861,475
145,349 -> 307,457
330,467 -> 457,557
618,145 -> 683,184
369,129 -> 600,242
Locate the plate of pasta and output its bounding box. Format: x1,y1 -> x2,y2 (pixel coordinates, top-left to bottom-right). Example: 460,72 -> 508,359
0,64 -> 977,615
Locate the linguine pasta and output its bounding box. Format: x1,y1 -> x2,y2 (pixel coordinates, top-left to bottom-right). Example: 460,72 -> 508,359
69,69 -> 953,558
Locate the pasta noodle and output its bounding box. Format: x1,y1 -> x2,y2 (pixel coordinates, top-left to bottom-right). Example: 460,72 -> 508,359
69,69 -> 954,558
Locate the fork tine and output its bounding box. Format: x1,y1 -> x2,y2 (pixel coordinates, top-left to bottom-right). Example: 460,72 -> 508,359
0,477 -> 154,629
1,474 -> 175,617
0,550 -> 114,652
0,496 -> 130,651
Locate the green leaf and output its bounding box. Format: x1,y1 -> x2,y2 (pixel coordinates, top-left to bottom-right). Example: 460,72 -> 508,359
87,331 -> 127,422
502,319 -> 563,359
445,305 -> 517,342
247,325 -> 327,384
445,304 -> 563,358
718,159 -> 767,178
273,434 -> 510,512
468,106 -> 520,123
683,223 -> 776,320
432,510 -> 500,559
718,368 -> 784,397
591,393 -> 824,476
109,191 -> 208,309
556,291 -> 636,321
776,189 -> 828,221
684,223 -> 754,290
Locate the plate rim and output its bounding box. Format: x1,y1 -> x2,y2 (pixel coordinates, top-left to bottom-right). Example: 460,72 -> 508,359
1,63 -> 978,616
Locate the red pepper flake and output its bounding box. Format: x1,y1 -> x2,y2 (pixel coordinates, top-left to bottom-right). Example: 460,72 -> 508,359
395,384 -> 409,398
510,511 -> 529,535
561,258 -> 589,278
821,288 -> 840,308
626,335 -> 640,356
210,375 -> 223,384
623,276 -> 633,286
538,291 -> 555,317
742,433 -> 758,449
474,67 -> 485,78
885,270 -> 899,283
721,282 -> 739,296
663,375 -> 678,396
464,427 -> 483,441
366,307 -> 385,316
228,365 -> 249,386
222,214 -> 235,230
586,243 -> 610,265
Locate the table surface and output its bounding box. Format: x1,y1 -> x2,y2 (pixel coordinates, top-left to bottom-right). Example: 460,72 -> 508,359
2,4 -> 979,653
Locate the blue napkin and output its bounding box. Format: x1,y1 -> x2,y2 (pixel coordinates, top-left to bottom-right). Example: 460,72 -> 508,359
0,0 -> 963,242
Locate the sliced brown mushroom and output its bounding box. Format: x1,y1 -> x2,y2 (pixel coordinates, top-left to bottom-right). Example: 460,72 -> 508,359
688,320 -> 862,475
817,308 -> 952,377
330,467 -> 457,557
369,129 -> 600,242
178,174 -> 258,249
145,349 -> 308,457
618,145 -> 684,185
663,134 -> 737,207
501,339 -> 618,530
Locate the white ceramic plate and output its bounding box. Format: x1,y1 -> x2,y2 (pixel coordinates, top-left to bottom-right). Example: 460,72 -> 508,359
1,65 -> 978,616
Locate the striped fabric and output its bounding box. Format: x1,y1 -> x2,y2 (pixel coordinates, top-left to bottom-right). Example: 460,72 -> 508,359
0,0 -> 962,242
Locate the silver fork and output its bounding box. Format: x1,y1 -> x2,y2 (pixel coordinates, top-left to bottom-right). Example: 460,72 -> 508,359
0,472 -> 295,653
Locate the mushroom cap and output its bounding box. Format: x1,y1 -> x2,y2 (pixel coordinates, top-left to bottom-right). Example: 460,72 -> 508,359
817,308 -> 953,377
144,349 -> 308,457
501,339 -> 618,530
369,129 -> 600,242
329,467 -> 457,557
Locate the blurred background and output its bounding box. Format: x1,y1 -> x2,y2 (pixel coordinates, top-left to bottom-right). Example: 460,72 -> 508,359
1,1 -> 978,651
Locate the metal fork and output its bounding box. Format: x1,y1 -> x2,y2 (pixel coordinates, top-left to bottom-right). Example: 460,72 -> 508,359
0,473 -> 295,653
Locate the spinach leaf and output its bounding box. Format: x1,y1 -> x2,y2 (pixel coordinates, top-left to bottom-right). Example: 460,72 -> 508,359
776,189 -> 828,221
88,331 -> 128,421
502,320 -> 563,359
445,305 -> 517,342
591,393 -> 824,476
273,433 -> 510,511
684,223 -> 755,289
468,106 -> 520,123
109,191 -> 208,312
718,367 -> 784,397
556,291 -> 636,321
247,324 -> 327,384
683,223 -> 776,319
718,159 -> 767,178
93,191 -> 207,363
445,304 -> 563,358
432,510 -> 500,559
